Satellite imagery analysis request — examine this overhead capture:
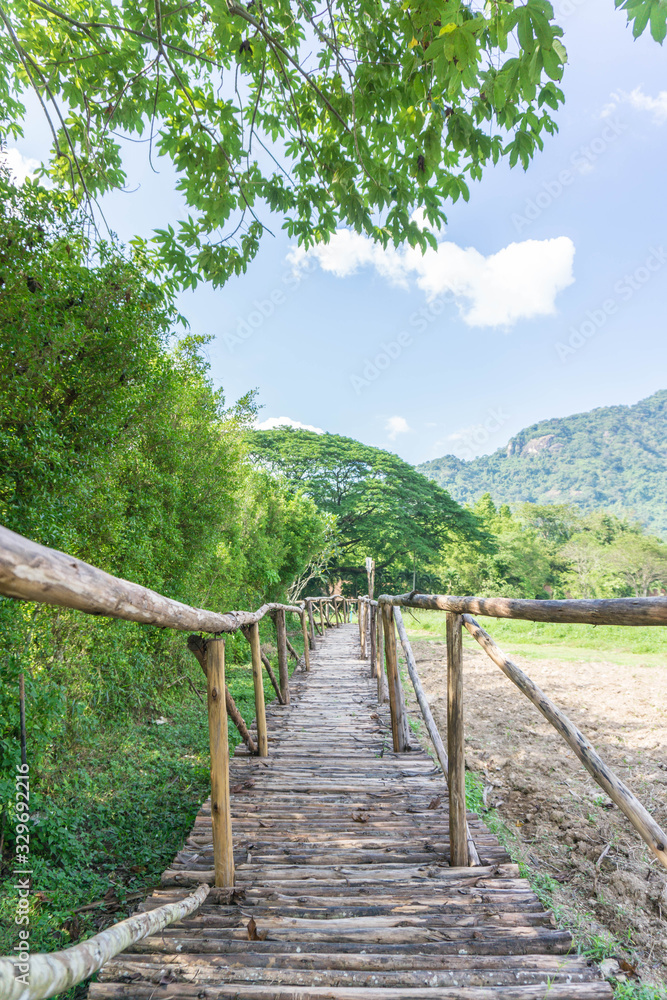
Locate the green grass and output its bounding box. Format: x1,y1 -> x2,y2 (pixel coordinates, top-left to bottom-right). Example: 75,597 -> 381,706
0,642 -> 299,991
403,610 -> 667,667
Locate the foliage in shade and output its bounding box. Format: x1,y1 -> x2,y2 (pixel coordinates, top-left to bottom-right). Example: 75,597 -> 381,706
249,426 -> 488,593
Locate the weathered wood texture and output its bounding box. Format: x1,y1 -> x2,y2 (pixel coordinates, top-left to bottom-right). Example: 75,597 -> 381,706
0,885 -> 209,1000
187,636 -> 257,755
301,612 -> 311,670
381,605 -> 410,753
206,640 -> 235,887
393,609 -> 479,867
273,609 -> 290,706
246,623 -> 268,757
259,650 -> 284,705
463,615 -> 667,869
91,623 -> 609,1000
379,591 -> 667,626
446,613 -> 468,868
0,524 -> 304,633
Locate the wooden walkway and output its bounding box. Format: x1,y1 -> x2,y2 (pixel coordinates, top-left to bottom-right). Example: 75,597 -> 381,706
90,624 -> 610,1000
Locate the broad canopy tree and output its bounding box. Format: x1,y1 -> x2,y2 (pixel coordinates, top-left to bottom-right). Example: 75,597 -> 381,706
249,427 -> 487,593
0,0 -> 663,288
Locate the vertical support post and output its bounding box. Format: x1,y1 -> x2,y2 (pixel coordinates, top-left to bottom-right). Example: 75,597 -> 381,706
369,603 -> 377,678
206,638 -> 235,887
357,599 -> 363,645
333,599 -> 341,627
381,603 -> 409,752
376,609 -> 385,703
300,611 -> 311,670
447,612 -> 468,867
19,672 -> 27,768
307,600 -> 317,642
274,608 -> 290,704
247,623 -> 268,757
360,599 -> 367,658
319,600 -> 325,631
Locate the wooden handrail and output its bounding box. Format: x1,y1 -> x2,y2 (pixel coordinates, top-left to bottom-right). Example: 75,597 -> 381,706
0,525 -> 304,633
462,615 -> 667,869
379,590 -> 667,626
0,884 -> 209,1000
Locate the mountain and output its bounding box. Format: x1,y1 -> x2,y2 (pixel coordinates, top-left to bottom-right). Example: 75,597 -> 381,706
417,390 -> 667,536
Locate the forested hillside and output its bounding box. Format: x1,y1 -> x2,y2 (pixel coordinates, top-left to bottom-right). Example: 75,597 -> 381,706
418,391 -> 667,536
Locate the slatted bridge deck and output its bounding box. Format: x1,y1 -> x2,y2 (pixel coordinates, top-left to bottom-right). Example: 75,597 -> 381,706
90,623 -> 610,1000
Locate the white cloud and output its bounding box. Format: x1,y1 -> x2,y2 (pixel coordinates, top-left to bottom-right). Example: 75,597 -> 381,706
255,416 -> 324,434
385,416 -> 410,441
1,147 -> 39,184
288,230 -> 575,329
602,87 -> 667,125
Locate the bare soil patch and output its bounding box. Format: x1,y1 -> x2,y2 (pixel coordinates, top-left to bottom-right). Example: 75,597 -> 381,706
409,638 -> 667,986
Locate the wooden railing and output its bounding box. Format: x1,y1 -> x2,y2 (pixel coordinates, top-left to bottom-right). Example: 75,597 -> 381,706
0,525 -> 352,1000
356,589 -> 667,871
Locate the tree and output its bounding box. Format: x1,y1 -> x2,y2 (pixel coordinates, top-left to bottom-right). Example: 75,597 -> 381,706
3,0 -> 660,288
439,494 -> 551,597
249,427 -> 485,593
608,534 -> 667,597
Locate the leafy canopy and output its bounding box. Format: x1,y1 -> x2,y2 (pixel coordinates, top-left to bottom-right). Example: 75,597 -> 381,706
0,0 -> 576,288
249,427 -> 486,592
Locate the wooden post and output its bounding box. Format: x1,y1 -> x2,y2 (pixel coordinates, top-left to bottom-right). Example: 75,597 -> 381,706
376,610 -> 386,703
360,599 -> 367,658
447,612 -> 468,867
206,638 -> 234,887
274,608 -> 290,704
300,611 -> 310,671
333,599 -> 341,627
319,600 -> 325,631
369,603 -> 377,678
247,623 -> 268,757
18,671 -> 27,768
381,604 -> 409,752
306,600 -> 316,645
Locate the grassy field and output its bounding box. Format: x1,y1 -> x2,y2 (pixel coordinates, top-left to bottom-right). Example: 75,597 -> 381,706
403,610 -> 667,667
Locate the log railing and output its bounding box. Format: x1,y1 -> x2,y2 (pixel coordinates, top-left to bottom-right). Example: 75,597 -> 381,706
362,588 -> 667,871
0,525 -> 348,999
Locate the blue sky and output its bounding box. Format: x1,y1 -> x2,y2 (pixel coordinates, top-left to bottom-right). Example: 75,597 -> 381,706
8,0 -> 667,465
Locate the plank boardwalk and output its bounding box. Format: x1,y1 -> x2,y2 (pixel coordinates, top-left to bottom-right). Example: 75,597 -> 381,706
90,623 -> 611,1000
